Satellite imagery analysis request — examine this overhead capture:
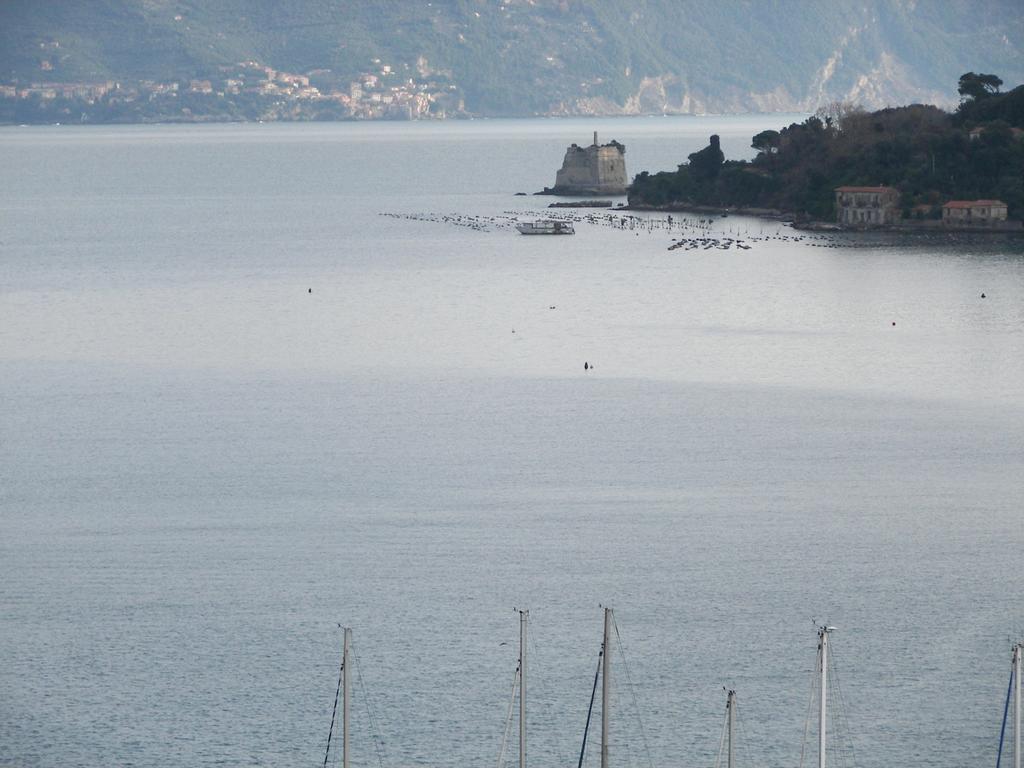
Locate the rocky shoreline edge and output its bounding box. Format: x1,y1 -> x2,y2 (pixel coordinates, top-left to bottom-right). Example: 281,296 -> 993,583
547,200 -> 617,208
623,202 -> 791,220
625,202 -> 1024,235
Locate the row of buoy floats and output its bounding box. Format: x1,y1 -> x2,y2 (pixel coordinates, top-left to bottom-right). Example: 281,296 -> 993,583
381,210 -> 1002,253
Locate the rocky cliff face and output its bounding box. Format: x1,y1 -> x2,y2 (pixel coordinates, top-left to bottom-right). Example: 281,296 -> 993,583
568,53 -> 953,116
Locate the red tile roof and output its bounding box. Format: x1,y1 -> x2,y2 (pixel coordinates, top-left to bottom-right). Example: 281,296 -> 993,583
835,186 -> 897,193
943,199 -> 1007,208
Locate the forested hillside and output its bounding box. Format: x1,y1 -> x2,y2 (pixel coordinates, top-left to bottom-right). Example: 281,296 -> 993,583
1,0 -> 1023,122
628,77 -> 1024,220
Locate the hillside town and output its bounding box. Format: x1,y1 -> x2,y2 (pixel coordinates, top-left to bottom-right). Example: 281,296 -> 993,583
0,58 -> 467,123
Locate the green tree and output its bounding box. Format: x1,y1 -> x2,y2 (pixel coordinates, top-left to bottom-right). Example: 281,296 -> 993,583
958,72 -> 1003,101
751,129 -> 780,154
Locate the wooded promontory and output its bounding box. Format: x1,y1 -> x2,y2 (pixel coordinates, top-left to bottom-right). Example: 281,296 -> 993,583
628,75 -> 1024,222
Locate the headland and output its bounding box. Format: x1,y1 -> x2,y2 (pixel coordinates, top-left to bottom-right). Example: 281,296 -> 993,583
627,74 -> 1024,233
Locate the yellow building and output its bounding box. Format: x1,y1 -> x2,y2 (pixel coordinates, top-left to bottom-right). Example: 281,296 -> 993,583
834,186 -> 900,226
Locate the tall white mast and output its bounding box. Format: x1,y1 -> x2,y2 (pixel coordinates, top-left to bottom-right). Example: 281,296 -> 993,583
818,626 -> 833,768
601,607 -> 612,768
726,689 -> 736,768
343,627 -> 351,768
520,610 -> 528,768
1014,641 -> 1021,768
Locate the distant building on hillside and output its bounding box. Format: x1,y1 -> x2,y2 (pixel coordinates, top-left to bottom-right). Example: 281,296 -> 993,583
968,126 -> 1024,142
834,186 -> 900,226
942,199 -> 1008,225
543,132 -> 627,195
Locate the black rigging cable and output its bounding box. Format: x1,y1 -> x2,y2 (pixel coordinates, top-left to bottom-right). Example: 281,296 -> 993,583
323,650 -> 345,768
577,645 -> 604,768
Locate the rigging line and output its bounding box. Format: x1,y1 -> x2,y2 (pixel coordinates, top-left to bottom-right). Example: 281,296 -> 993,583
832,685 -> 852,768
713,695 -> 729,768
996,661 -> 1014,768
826,671 -> 844,768
323,647 -> 346,768
578,645 -> 604,768
824,666 -> 836,765
612,618 -> 655,768
497,662 -> 521,768
733,694 -> 745,766
352,642 -> 388,768
833,676 -> 853,768
827,644 -> 856,768
525,618 -> 573,768
798,642 -> 821,768
736,696 -> 754,767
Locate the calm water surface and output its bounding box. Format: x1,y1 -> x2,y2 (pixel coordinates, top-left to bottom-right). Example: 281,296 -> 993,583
1,118 -> 1023,768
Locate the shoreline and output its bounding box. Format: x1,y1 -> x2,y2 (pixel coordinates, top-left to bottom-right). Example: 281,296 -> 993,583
623,201 -> 792,220
625,201 -> 1024,235
794,220 -> 1024,235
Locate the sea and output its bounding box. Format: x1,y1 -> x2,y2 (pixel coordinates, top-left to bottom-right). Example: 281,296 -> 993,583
1,116 -> 1022,768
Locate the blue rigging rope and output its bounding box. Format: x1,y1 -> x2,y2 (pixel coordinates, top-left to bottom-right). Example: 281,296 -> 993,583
577,645 -> 604,768
997,663 -> 1014,768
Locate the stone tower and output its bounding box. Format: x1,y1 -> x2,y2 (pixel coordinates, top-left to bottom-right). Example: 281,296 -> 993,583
547,133 -> 628,195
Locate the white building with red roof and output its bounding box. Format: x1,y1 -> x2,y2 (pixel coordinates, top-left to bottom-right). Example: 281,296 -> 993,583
942,200 -> 1008,225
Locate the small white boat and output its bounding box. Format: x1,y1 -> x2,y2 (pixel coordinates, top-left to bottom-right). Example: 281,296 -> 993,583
516,219 -> 575,235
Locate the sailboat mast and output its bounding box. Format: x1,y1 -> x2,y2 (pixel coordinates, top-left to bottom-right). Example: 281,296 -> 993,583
818,627 -> 831,768
726,689 -> 736,768
601,607 -> 612,768
343,627 -> 351,768
1014,641 -> 1021,768
520,609 -> 528,768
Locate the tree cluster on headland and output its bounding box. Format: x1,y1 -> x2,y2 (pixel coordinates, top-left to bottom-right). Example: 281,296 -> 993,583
627,75 -> 1024,221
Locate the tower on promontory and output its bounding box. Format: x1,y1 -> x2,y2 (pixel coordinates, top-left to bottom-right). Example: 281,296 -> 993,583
544,132 -> 627,195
